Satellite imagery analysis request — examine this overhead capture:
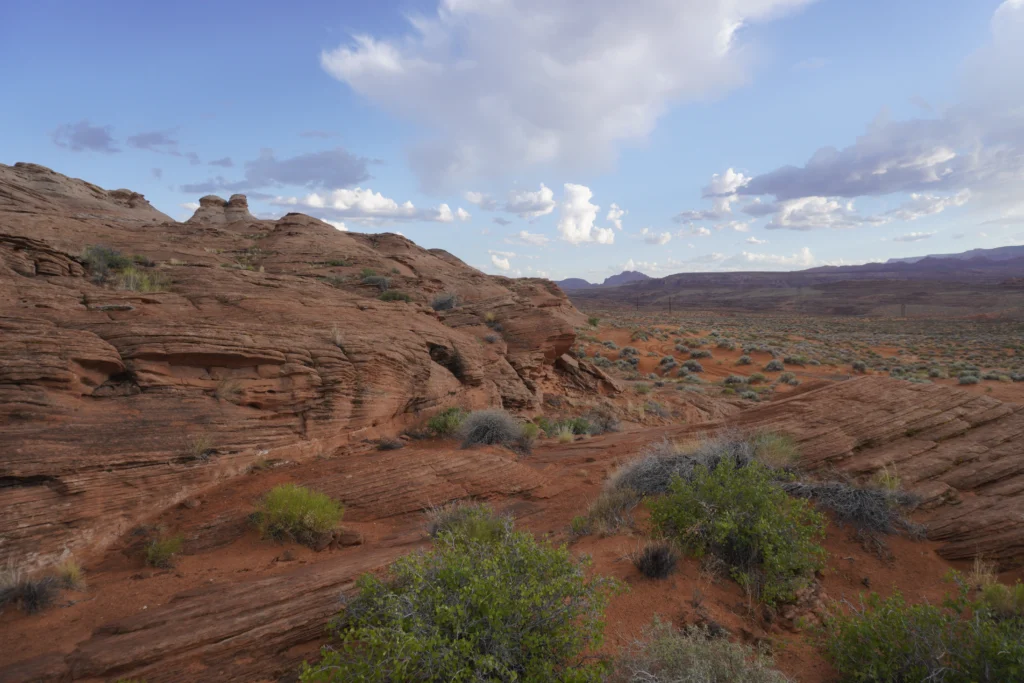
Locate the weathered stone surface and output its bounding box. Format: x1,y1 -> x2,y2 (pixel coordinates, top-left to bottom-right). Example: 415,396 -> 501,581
724,376 -> 1024,567
0,162 -> 595,571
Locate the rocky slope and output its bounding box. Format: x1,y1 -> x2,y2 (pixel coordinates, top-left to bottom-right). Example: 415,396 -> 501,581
0,162 -> 618,572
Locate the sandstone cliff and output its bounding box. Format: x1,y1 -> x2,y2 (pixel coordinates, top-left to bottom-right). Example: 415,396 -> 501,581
0,162 -> 613,571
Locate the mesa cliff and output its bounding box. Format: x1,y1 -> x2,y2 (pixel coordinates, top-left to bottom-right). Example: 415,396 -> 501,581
0,161 -> 617,572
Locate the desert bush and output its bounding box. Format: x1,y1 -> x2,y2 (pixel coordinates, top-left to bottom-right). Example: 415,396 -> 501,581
359,267 -> 377,278
740,390 -> 760,401
254,484 -> 343,547
634,383 -> 652,395
484,333 -> 499,344
299,528 -> 620,682
430,292 -> 459,311
764,359 -> 785,372
56,558 -> 85,589
781,481 -> 920,537
736,355 -> 753,366
682,359 -> 704,373
608,620 -> 789,683
376,437 -> 404,450
724,375 -> 748,385
583,408 -> 621,435
555,425 -> 575,443
116,265 -> 171,292
959,374 -> 980,385
82,245 -> 131,278
427,407 -> 466,436
608,432 -> 795,497
361,274 -> 390,292
378,290 -> 411,302
588,316 -> 600,327
0,572 -> 59,615
749,372 -> 768,384
633,543 -> 678,579
426,502 -> 511,544
459,409 -> 529,451
578,488 -> 642,536
145,535 -> 184,568
649,460 -> 826,604
851,360 -> 868,373
691,350 -> 713,359
822,585 -> 1024,682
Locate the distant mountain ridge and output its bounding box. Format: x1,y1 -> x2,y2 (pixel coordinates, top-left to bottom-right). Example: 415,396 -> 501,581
887,244 -> 1024,264
556,270 -> 651,290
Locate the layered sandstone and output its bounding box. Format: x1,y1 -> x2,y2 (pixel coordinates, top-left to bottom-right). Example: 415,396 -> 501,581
0,162 -> 610,571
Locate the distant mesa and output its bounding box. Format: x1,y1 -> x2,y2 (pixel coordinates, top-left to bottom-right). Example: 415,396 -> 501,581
556,270 -> 652,290
186,193 -> 255,224
887,245 -> 1024,264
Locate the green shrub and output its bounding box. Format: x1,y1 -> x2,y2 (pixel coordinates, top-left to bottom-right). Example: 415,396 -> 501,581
649,460 -> 826,605
56,558 -> 85,589
431,292 -> 459,311
362,275 -> 390,292
459,409 -> 528,451
634,383 -> 652,395
608,619 -> 789,683
427,407 -> 466,436
254,484 -> 343,547
633,543 -> 677,579
588,316 -> 600,327
299,529 -> 621,682
0,568 -> 59,615
378,290 -> 411,302
851,360 -> 868,373
116,265 -> 170,292
822,584 -> 1024,682
82,245 -> 131,277
736,355 -> 753,365
426,502 -> 511,543
145,535 -> 184,568
764,359 -> 785,372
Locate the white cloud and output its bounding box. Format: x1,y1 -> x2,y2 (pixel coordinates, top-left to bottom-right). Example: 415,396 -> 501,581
885,190 -> 970,221
489,249 -> 516,257
715,220 -> 750,232
703,168 -> 751,213
745,236 -> 768,244
892,231 -> 936,242
674,209 -> 722,222
321,0 -> 816,189
464,190 -> 498,210
456,206 -> 472,221
557,183 -> 614,245
324,219 -> 348,231
505,230 -> 550,246
490,253 -> 511,271
765,196 -> 887,231
271,188 -> 469,225
607,203 -> 626,230
504,183 -> 556,219
180,201 -> 200,211
640,228 -> 672,245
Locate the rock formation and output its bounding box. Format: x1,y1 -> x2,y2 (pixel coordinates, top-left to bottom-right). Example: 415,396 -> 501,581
0,162 -> 609,572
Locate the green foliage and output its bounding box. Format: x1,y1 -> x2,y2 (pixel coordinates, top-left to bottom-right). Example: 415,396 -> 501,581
649,461 -> 826,605
459,409 -> 529,452
822,583 -> 1024,682
300,528 -> 621,682
588,316 -> 600,327
427,407 -> 466,436
634,383 -> 652,395
145,535 -> 184,568
82,245 -> 131,276
608,619 -> 789,683
359,267 -> 377,278
378,290 -> 411,302
254,484 -> 343,547
116,265 -> 170,292
362,275 -> 390,292
426,502 -> 511,544
431,292 -> 459,311
56,558 -> 85,589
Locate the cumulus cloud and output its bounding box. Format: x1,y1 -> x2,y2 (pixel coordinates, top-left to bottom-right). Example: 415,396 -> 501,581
737,2 -> 1023,217
180,202 -> 200,211
745,236 -> 768,244
490,253 -> 511,271
505,184 -> 556,219
765,196 -> 887,231
885,190 -> 971,221
51,120 -> 119,153
892,231 -> 936,242
271,187 -> 470,225
505,230 -> 550,246
181,147 -> 372,194
703,168 -> 751,213
557,183 -> 614,245
607,203 -> 626,230
324,219 -> 348,231
321,0 -> 815,188
674,209 -> 723,222
464,191 -> 498,211
715,220 -> 750,232
641,228 -> 672,245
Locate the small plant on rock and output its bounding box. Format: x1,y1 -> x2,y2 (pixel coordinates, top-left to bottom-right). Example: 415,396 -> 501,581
254,484 -> 343,547
633,543 -> 678,579
145,534 -> 184,568
426,407 -> 466,436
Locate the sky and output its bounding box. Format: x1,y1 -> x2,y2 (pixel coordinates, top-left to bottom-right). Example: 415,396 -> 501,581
2,0 -> 1023,281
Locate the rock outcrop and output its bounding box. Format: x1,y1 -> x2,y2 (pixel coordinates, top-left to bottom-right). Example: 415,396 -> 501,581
0,162 -> 609,571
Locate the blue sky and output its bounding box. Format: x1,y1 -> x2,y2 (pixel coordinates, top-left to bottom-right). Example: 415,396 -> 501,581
2,0 -> 1022,281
